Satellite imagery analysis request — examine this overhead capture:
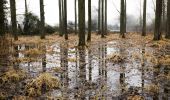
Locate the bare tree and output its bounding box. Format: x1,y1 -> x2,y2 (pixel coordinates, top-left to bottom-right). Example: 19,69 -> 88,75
10,0 -> 18,40
87,0 -> 91,41
166,0 -> 170,38
105,0 -> 107,35
63,0 -> 68,40
120,0 -> 125,38
78,0 -> 86,46
98,0 -> 101,34
101,0 -> 104,38
153,0 -> 162,40
142,0 -> 147,36
0,0 -> 6,36
40,0 -> 45,39
75,0 -> 77,35
59,0 -> 63,36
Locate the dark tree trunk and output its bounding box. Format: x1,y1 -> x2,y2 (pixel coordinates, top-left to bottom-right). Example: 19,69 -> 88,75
63,0 -> 68,40
124,0 -> 126,33
98,0 -> 101,35
10,0 -> 18,40
166,0 -> 170,39
0,0 -> 6,36
153,0 -> 162,40
40,0 -> 45,39
87,0 -> 91,41
78,0 -> 85,46
142,0 -> 147,36
75,0 -> 77,35
120,0 -> 125,38
105,0 -> 107,35
101,0 -> 104,38
59,0 -> 63,36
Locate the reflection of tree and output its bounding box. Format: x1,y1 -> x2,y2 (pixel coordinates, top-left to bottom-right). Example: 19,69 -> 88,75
163,65 -> 170,100
60,42 -> 68,99
141,46 -> 145,94
14,45 -> 19,69
153,64 -> 160,100
42,45 -> 46,72
78,47 -> 86,99
98,42 -> 107,99
119,42 -> 126,94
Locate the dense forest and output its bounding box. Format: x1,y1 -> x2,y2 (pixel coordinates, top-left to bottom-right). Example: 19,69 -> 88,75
0,0 -> 170,99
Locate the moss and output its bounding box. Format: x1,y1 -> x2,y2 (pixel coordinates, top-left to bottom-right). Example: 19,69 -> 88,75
26,73 -> 60,97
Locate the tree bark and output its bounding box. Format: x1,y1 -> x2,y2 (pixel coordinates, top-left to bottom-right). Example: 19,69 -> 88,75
87,0 -> 91,41
124,0 -> 126,33
63,0 -> 68,40
40,0 -> 45,39
153,0 -> 162,40
120,0 -> 125,38
98,0 -> 101,34
166,0 -> 170,38
78,0 -> 85,46
101,0 -> 104,38
59,0 -> 63,36
75,0 -> 77,35
142,0 -> 147,36
0,0 -> 6,36
105,0 -> 107,35
10,0 -> 18,40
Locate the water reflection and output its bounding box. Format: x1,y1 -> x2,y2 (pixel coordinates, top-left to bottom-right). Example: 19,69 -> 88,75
0,39 -> 170,99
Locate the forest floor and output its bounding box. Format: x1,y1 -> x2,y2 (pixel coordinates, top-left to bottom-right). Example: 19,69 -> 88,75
0,32 -> 170,99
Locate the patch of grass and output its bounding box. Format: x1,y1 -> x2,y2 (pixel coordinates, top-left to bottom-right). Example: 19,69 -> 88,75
107,53 -> 125,63
159,55 -> 170,65
53,67 -> 63,73
24,48 -> 44,57
145,84 -> 160,93
26,73 -> 60,97
0,68 -> 26,84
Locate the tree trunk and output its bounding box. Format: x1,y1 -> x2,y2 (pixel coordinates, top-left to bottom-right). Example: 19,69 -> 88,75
40,0 -> 45,39
153,0 -> 162,40
124,0 -> 126,33
10,0 -> 18,40
142,0 -> 147,36
166,0 -> 170,38
98,0 -> 101,34
120,0 -> 125,38
63,0 -> 68,40
105,0 -> 107,35
101,0 -> 104,38
59,0 -> 63,36
78,0 -> 85,46
0,0 -> 6,36
87,0 -> 91,41
75,0 -> 77,35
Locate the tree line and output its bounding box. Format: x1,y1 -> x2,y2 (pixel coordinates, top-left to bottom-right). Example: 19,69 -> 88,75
0,0 -> 170,46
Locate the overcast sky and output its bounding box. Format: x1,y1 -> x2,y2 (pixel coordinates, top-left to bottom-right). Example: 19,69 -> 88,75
7,0 -> 155,26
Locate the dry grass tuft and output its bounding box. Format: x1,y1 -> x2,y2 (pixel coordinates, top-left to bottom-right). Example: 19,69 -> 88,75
26,73 -> 60,97
0,68 -> 26,84
107,53 -> 125,63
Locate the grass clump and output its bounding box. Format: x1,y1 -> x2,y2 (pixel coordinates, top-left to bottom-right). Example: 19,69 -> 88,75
26,73 -> 60,97
107,53 -> 125,63
0,68 -> 26,84
159,55 -> 170,65
145,84 -> 160,93
24,48 -> 44,57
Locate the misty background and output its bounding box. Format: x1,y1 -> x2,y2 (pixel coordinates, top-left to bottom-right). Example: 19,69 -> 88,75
6,0 -> 156,31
